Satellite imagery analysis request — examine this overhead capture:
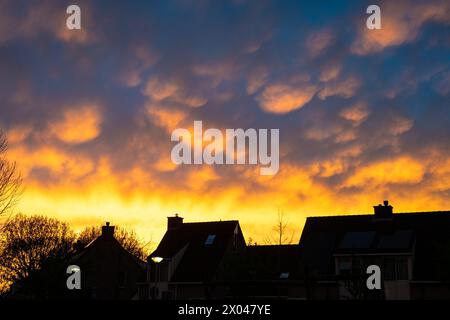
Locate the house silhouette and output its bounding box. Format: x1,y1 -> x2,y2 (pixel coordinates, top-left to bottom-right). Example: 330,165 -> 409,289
139,215 -> 246,299
53,201 -> 450,300
66,222 -> 146,299
138,201 -> 450,300
300,201 -> 450,299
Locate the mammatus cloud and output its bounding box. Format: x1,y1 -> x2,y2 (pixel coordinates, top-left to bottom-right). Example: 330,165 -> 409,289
192,62 -> 239,85
116,44 -> 159,88
319,64 -> 342,82
307,28 -> 334,56
257,69 -> 361,114
145,104 -> 188,134
143,76 -> 208,108
0,0 -> 95,44
49,105 -> 102,144
339,102 -> 370,124
246,66 -> 270,95
351,0 -> 450,55
143,77 -> 179,101
0,0 -> 449,244
257,76 -> 317,114
318,76 -> 361,100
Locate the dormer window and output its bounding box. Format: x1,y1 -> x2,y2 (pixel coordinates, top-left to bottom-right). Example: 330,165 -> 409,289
205,234 -> 216,245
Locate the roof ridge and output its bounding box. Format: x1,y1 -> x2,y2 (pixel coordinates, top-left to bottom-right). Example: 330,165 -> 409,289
248,244 -> 301,248
306,210 -> 450,219
183,220 -> 239,224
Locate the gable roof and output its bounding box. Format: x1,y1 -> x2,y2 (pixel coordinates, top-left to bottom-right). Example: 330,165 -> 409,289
69,233 -> 146,270
300,210 -> 450,280
243,245 -> 304,281
150,220 -> 241,282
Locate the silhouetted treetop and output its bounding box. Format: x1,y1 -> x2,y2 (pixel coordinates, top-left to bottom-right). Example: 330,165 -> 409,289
0,214 -> 75,296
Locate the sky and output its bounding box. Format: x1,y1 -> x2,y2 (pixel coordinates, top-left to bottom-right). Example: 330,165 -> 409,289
0,0 -> 449,245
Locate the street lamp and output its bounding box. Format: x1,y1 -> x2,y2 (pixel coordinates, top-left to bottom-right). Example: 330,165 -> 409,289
150,256 -> 163,299
151,256 -> 163,263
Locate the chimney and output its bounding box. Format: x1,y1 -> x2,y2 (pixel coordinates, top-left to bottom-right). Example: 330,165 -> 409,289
373,200 -> 393,218
101,222 -> 115,239
168,214 -> 183,230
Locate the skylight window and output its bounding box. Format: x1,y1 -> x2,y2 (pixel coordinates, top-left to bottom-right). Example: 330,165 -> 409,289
205,234 -> 216,245
339,231 -> 376,249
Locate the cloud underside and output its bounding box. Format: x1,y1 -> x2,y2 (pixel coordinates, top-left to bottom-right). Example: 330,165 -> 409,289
1,0 -> 449,243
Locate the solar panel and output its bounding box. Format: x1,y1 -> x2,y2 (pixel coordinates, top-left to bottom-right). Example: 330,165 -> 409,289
339,231 -> 375,249
377,230 -> 414,249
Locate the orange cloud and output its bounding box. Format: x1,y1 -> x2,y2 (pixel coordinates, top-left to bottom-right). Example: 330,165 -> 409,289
2,0 -> 450,249
0,1 -> 95,45
304,125 -> 342,141
389,116 -> 414,136
320,64 -> 342,82
117,44 -> 159,87
56,24 -> 91,44
247,67 -> 269,95
143,77 -> 207,107
340,102 -> 370,124
153,156 -> 179,172
7,145 -> 95,179
193,62 -> 238,85
182,96 -> 208,108
351,0 -> 450,55
49,105 -> 102,144
146,105 -> 188,133
334,129 -> 358,143
8,144 -> 450,246
6,125 -> 32,144
306,28 -> 334,56
143,77 -> 179,101
257,81 -> 317,114
311,159 -> 347,178
318,77 -> 361,100
187,166 -> 219,191
345,156 -> 425,187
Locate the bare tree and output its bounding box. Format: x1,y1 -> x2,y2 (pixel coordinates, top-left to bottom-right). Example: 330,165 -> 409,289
0,131 -> 22,220
77,225 -> 150,260
0,214 -> 75,296
264,209 -> 295,245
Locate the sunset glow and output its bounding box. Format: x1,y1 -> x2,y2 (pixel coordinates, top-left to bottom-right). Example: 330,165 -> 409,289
1,0 -> 449,246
